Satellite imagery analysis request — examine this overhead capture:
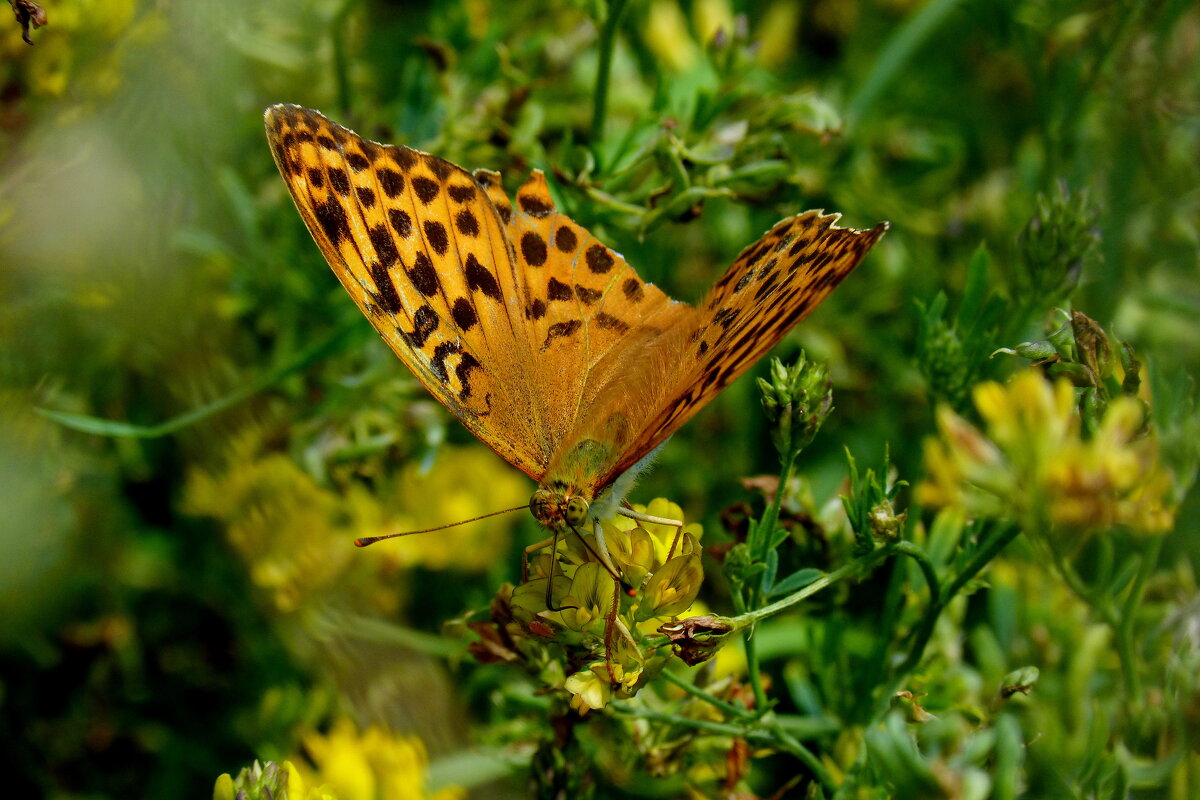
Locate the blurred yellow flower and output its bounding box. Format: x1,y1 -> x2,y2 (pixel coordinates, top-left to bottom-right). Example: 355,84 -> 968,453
384,447 -> 527,572
917,371 -> 1176,540
644,0 -> 702,72
185,430 -> 382,613
291,718 -> 463,800
186,430 -> 524,614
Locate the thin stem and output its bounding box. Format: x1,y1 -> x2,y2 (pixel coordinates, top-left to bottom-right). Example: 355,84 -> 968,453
730,587 -> 771,714
754,455 -> 796,559
938,522 -> 1022,606
590,0 -> 630,144
659,669 -> 755,720
608,705 -> 833,792
736,546 -> 893,629
893,541 -> 943,676
767,721 -> 834,794
1116,536 -> 1162,700
609,703 -> 752,738
895,523 -> 1020,679
742,619 -> 770,714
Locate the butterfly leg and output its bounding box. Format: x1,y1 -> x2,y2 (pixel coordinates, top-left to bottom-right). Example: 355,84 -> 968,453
521,535 -> 557,583
591,518 -> 621,579
615,506 -> 687,559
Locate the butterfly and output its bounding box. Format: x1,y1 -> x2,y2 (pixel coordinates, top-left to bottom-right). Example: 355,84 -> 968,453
264,104 -> 886,564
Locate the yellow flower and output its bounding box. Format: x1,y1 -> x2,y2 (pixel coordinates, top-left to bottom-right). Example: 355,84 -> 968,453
291,718 -> 463,800
384,447 -> 528,572
917,370 -> 1176,539
565,665 -> 613,715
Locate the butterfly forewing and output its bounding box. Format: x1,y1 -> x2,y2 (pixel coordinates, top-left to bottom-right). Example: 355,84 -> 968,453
265,104 -> 550,478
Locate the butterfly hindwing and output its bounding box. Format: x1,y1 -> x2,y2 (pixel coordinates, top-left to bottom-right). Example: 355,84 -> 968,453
480,169 -> 689,446
594,211 -> 887,487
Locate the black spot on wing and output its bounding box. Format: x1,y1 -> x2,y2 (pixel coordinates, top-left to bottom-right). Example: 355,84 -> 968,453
547,277 -> 572,301
465,253 -> 502,300
519,193 -> 553,217
455,209 -> 480,237
575,285 -> 602,305
400,304 -> 438,348
447,184 -> 475,203
456,351 -> 483,399
555,225 -> 577,253
379,169 -> 404,198
424,220 -> 449,255
315,196 -> 351,244
327,167 -> 350,196
388,208 -> 412,238
368,225 -> 399,267
368,261 -> 402,313
521,232 -> 548,267
623,278 -> 644,302
431,341 -> 460,382
541,319 -> 581,351
451,297 -> 478,331
595,313 -> 629,333
408,252 -> 439,297
412,176 -> 439,204
585,244 -> 615,274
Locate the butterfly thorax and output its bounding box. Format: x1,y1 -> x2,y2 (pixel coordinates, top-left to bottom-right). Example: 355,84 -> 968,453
528,437 -> 617,527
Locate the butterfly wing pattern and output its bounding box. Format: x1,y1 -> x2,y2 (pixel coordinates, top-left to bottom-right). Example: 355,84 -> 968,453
265,105 -> 886,524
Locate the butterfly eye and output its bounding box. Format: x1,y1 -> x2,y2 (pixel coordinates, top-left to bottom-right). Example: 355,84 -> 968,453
565,496 -> 589,525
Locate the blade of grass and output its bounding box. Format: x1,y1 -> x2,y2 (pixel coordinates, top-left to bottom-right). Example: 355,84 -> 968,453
35,317 -> 360,438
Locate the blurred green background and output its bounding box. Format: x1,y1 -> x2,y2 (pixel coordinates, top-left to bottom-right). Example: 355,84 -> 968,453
0,0 -> 1197,797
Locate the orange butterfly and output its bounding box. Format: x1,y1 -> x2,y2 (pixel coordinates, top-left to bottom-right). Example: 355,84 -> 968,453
265,105 -> 886,564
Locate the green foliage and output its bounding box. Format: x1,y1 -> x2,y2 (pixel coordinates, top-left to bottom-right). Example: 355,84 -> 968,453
1,0 -> 1197,798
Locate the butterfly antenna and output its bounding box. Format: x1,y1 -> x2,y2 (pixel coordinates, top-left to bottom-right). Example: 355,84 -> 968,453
354,504 -> 529,547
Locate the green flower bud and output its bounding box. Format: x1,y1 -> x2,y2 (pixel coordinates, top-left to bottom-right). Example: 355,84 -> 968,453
1016,182 -> 1098,305
756,353 -> 834,465
1000,666 -> 1040,698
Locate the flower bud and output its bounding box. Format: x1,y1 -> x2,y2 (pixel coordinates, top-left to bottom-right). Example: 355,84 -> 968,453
756,354 -> 834,464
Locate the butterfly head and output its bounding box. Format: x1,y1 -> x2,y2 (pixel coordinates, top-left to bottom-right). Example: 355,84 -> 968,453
529,487 -> 591,529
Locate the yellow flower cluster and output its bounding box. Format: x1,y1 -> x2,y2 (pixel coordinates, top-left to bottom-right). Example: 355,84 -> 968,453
213,719 -> 461,800
918,370 -> 1175,538
185,430 -> 524,613
290,718 -> 462,800
485,499 -> 706,714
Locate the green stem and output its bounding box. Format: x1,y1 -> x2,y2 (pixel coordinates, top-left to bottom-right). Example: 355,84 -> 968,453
731,587 -> 771,714
607,705 -> 833,792
754,454 -> 796,559
660,669 -> 755,720
590,0 -> 630,144
1115,536 -> 1162,700
897,523 -> 1020,678
735,545 -> 893,629
938,522 -> 1021,606
767,721 -> 834,794
892,541 -> 942,676
36,318 -> 360,438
